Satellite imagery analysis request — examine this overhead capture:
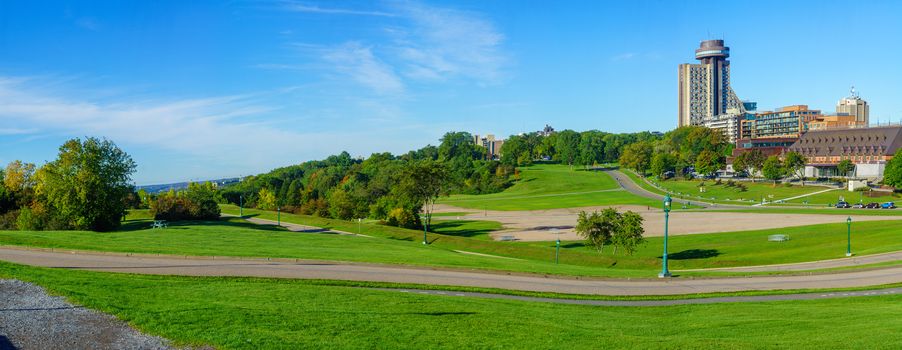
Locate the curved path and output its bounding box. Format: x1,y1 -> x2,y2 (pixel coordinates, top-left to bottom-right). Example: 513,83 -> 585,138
605,169 -> 745,209
2,248 -> 901,296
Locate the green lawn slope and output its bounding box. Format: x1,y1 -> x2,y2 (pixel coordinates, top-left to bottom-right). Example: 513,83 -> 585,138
1,262 -> 900,349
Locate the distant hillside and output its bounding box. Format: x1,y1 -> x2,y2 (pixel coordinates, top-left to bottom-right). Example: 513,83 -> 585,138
137,178 -> 241,194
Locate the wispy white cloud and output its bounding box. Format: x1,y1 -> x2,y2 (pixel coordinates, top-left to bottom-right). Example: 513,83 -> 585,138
281,2 -> 397,17
321,42 -> 405,95
0,127 -> 37,135
0,77 -> 326,170
271,1 -> 508,92
390,2 -> 507,84
0,76 -> 434,183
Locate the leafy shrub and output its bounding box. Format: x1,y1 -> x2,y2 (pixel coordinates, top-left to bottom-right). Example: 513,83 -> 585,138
150,191 -> 220,221
0,210 -> 19,230
386,207 -> 421,229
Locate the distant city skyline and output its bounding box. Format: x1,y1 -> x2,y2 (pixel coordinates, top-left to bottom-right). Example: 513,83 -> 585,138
3,0 -> 902,184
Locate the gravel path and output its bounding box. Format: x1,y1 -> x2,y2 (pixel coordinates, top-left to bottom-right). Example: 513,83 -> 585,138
0,279 -> 174,350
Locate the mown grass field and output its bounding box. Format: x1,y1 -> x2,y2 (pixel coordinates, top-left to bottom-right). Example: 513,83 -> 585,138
437,164 -> 661,210
624,169 -> 902,210
3,206 -> 901,277
1,262 -> 900,349
650,177 -> 835,205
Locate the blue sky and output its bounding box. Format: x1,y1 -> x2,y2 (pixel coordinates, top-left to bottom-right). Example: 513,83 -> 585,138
2,0 -> 902,184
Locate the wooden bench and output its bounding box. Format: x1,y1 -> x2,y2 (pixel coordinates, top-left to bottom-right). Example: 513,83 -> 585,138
499,235 -> 516,242
151,220 -> 168,229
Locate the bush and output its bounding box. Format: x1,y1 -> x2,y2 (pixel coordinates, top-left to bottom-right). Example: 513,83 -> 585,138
0,210 -> 19,230
16,207 -> 42,231
735,183 -> 748,192
150,194 -> 220,221
386,207 -> 421,229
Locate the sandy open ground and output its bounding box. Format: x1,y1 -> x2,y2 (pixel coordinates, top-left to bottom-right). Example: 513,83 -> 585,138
433,204 -> 902,242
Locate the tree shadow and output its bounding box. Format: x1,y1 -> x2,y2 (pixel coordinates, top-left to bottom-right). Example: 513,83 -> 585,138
661,249 -> 721,260
410,311 -> 477,316
117,218 -> 287,233
430,221 -> 493,238
561,242 -> 586,249
0,335 -> 16,350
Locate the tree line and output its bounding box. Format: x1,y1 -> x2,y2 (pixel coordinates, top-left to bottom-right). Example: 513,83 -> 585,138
0,138 -> 136,231
219,132 -> 516,232
500,129 -> 662,168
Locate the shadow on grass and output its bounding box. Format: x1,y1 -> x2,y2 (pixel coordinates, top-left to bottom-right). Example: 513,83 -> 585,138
118,218 -> 288,233
430,221 -> 494,238
660,249 -> 721,260
411,311 -> 477,316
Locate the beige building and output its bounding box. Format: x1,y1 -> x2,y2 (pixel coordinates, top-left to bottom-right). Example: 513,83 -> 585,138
678,40 -> 745,127
473,134 -> 504,160
836,86 -> 869,125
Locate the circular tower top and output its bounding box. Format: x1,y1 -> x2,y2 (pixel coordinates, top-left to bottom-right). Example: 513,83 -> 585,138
695,40 -> 729,60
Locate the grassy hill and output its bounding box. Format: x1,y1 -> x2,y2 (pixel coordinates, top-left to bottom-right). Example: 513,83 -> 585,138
2,262 -> 901,349
3,207 -> 902,278
438,164 -> 661,210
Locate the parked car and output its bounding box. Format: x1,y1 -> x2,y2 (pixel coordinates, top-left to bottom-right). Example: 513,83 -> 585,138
852,203 -> 865,209
835,201 -> 850,208
866,202 -> 880,209
882,202 -> 897,209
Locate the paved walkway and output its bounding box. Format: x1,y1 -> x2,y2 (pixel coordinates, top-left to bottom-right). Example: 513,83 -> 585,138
677,250 -> 902,273
2,248 -> 901,296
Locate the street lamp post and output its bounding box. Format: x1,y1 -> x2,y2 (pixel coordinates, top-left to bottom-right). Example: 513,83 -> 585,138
555,238 -> 561,264
357,218 -> 362,236
423,224 -> 428,245
277,207 -> 281,226
846,216 -> 852,257
239,195 -> 243,217
659,194 -> 673,278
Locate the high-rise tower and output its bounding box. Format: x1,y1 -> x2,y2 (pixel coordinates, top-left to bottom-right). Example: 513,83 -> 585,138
836,86 -> 869,125
678,40 -> 744,127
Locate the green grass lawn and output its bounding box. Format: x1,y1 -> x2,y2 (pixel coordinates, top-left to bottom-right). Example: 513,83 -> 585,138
627,169 -> 902,208
3,206 -> 901,278
437,164 -> 661,210
779,189 -> 902,206
222,206 -> 902,272
2,262 -> 900,349
651,178 -> 835,205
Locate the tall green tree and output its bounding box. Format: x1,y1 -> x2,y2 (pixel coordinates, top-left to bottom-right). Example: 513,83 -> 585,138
612,210 -> 645,255
576,130 -> 606,169
34,137 -> 137,231
619,141 -> 653,174
575,208 -> 618,253
555,130 -> 581,168
651,153 -> 677,179
836,159 -> 855,178
694,149 -> 724,177
783,152 -> 807,185
257,187 -> 278,210
396,160 -> 449,233
884,156 -> 902,188
762,155 -> 784,186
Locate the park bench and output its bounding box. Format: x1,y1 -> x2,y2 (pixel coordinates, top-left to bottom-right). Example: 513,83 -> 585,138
768,234 -> 789,242
151,220 -> 168,229
499,235 -> 516,242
